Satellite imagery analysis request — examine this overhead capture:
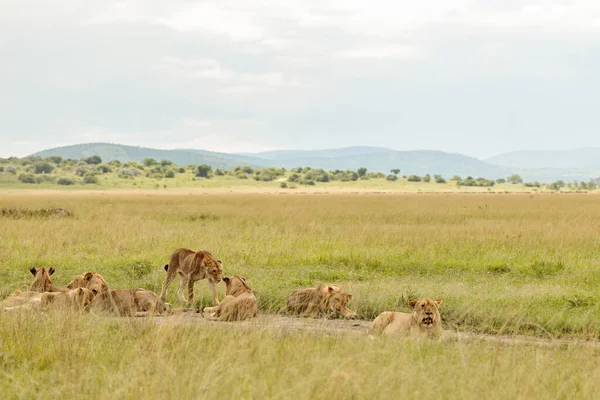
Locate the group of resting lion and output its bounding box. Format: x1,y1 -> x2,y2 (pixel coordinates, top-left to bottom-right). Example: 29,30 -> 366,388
1,247 -> 443,338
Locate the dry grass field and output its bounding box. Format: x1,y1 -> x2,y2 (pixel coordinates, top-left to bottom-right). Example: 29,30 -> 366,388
1,191 -> 599,398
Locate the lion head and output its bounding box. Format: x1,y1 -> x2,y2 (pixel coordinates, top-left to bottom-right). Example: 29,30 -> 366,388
408,298 -> 442,329
205,257 -> 223,284
29,266 -> 56,292
222,276 -> 251,297
67,272 -> 109,295
320,284 -> 357,319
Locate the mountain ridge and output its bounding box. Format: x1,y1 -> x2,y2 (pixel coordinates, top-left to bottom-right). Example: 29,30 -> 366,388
29,142 -> 600,182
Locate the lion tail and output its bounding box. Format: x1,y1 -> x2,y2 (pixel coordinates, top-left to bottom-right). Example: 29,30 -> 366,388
164,264 -> 169,271
371,311 -> 395,335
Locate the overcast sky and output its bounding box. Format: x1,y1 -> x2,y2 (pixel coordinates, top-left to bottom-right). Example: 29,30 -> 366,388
1,0 -> 599,158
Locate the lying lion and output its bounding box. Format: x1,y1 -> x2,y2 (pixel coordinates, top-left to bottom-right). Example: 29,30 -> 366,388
372,298 -> 443,339
286,283 -> 357,319
68,272 -> 170,316
202,276 -> 257,322
2,288 -> 96,312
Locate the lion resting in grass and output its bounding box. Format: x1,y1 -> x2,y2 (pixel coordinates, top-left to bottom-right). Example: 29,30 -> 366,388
160,248 -> 223,306
68,272 -> 169,316
202,276 -> 257,321
29,266 -> 67,292
2,288 -> 96,312
286,283 -> 358,319
372,298 -> 443,339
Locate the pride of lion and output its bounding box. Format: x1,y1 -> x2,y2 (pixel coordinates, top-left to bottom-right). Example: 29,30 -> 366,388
0,247 -> 444,339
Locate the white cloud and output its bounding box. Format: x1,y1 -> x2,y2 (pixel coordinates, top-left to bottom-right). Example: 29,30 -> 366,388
334,45 -> 426,60
156,55 -> 295,92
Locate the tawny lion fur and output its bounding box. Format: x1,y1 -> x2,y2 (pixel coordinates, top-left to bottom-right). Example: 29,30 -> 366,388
2,288 -> 96,312
286,283 -> 357,319
372,298 -> 443,339
68,272 -> 169,316
29,267 -> 67,292
160,248 -> 223,305
203,276 -> 258,322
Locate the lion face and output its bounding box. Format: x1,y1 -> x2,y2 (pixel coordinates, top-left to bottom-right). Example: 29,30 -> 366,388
409,298 -> 442,328
326,286 -> 357,319
67,272 -> 109,295
29,266 -> 56,292
206,259 -> 223,284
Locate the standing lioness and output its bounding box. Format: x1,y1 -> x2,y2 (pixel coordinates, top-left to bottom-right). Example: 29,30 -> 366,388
372,298 -> 443,339
160,248 -> 223,305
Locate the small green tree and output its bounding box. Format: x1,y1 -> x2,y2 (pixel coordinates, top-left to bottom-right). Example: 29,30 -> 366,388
34,162 -> 54,174
47,156 -> 62,164
423,174 -> 431,183
84,155 -> 102,165
160,159 -> 173,167
507,174 -> 523,184
143,158 -> 158,167
357,167 -> 367,177
196,164 -> 212,178
390,169 -> 400,176
386,174 -> 398,181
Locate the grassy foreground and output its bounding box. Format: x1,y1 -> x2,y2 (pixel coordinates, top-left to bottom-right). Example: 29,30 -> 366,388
0,312 -> 598,400
1,192 -> 600,398
1,192 -> 600,337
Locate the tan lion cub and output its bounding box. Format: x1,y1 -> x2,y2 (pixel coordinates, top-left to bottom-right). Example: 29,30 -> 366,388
202,276 -> 257,322
372,298 -> 443,339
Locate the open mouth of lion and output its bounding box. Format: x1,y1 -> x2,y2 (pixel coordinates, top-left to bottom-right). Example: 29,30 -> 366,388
422,317 -> 434,326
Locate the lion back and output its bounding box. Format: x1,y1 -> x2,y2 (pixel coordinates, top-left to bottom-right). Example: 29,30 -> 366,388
371,311 -> 396,335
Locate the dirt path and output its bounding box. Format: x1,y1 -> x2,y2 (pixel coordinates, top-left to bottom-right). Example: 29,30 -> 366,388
152,312 -> 600,349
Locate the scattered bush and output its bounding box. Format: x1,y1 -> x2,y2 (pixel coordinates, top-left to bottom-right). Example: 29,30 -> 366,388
35,175 -> 56,184
83,155 -> 102,165
160,159 -> 173,167
386,174 -> 397,181
18,173 -> 37,184
34,162 -> 54,174
407,175 -> 422,182
165,170 -> 175,178
57,177 -> 75,185
46,156 -> 62,164
280,182 -> 288,189
143,158 -> 158,167
434,174 -> 446,184
97,165 -> 112,173
117,167 -> 143,178
83,174 -> 98,184
196,164 -> 212,178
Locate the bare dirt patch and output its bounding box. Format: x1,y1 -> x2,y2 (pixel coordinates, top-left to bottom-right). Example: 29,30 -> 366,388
151,312 -> 600,349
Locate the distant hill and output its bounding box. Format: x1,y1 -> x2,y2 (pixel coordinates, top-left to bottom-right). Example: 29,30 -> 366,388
257,149 -> 511,179
486,148 -> 600,170
238,146 -> 392,160
32,143 -> 266,169
29,142 -> 600,182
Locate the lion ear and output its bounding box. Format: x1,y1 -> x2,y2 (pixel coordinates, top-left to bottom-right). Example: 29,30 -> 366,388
408,299 -> 418,308
347,294 -> 352,300
30,267 -> 37,276
223,277 -> 230,283
434,299 -> 443,307
49,267 -> 55,276
84,272 -> 94,281
328,286 -> 335,294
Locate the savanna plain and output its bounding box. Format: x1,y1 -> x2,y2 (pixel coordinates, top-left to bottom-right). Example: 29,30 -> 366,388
1,191 -> 600,399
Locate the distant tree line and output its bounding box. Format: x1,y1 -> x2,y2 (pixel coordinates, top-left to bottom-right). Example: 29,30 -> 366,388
2,155 -> 599,191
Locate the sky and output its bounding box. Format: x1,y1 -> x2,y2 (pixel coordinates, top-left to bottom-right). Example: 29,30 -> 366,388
1,0 -> 599,159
